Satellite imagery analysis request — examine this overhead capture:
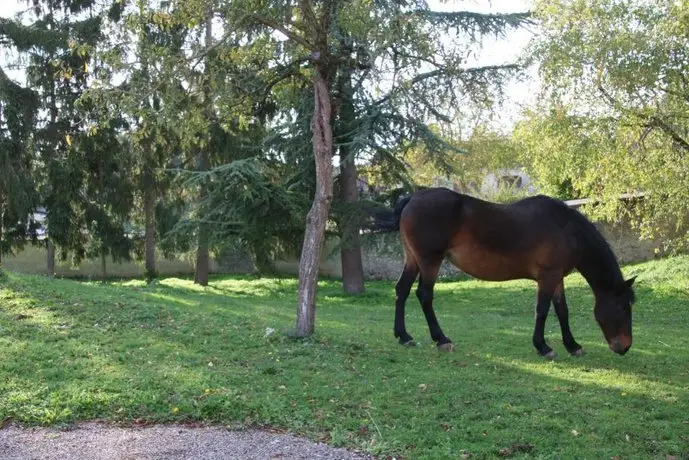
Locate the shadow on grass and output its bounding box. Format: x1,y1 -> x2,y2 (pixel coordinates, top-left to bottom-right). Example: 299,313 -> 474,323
1,272 -> 688,459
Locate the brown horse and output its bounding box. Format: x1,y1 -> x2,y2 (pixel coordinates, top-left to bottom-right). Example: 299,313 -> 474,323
370,187 -> 636,358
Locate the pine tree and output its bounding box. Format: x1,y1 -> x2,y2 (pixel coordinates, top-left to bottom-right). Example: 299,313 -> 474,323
0,63 -> 39,263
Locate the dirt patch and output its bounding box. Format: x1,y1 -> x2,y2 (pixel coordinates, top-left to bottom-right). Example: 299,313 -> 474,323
0,422 -> 373,460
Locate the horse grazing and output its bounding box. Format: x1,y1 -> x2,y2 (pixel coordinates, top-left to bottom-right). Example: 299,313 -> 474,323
370,187 -> 636,358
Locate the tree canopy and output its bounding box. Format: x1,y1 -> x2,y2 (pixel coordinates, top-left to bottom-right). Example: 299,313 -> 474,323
519,0 -> 689,249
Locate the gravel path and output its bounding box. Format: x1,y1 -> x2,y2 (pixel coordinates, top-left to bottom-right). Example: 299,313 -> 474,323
0,423 -> 374,460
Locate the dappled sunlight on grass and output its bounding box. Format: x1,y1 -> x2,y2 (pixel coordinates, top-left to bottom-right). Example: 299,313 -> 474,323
146,292 -> 197,307
1,256 -> 689,458
491,355 -> 686,402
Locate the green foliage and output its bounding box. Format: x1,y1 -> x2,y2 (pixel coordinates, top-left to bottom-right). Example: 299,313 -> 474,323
336,3 -> 532,186
0,67 -> 40,259
1,0 -> 133,267
524,0 -> 689,250
1,256 -> 689,458
169,158 -> 309,273
365,124 -> 522,195
2,0 -> 534,276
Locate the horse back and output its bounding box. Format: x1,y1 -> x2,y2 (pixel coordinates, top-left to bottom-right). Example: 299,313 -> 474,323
399,188 -> 579,281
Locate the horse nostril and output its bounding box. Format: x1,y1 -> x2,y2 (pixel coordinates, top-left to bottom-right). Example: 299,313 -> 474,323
609,335 -> 632,355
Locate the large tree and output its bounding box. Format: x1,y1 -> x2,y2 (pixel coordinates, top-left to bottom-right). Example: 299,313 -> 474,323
0,64 -> 39,263
523,0 -> 689,248
2,0 -> 130,274
241,0 -> 531,335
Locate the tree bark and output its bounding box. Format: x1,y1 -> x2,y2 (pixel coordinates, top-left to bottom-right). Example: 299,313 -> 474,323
296,66 -> 334,337
101,253 -> 107,280
339,149 -> 365,293
46,240 -> 55,276
194,7 -> 213,287
144,182 -> 157,278
194,171 -> 210,286
138,11 -> 157,281
46,69 -> 57,277
336,69 -> 365,294
0,196 -> 4,265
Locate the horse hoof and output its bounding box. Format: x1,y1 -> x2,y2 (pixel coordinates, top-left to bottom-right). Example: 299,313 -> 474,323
570,348 -> 585,357
543,351 -> 557,360
437,342 -> 455,352
402,340 -> 416,347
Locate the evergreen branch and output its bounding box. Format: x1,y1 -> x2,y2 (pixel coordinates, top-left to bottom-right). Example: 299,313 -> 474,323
373,63 -> 519,108
0,17 -> 68,51
245,14 -> 313,50
374,69 -> 443,106
410,10 -> 534,37
188,31 -> 235,72
261,57 -> 310,101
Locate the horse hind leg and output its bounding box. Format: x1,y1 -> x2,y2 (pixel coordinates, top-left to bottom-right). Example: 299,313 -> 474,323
533,278 -> 557,359
416,257 -> 454,351
394,260 -> 418,346
552,280 -> 584,356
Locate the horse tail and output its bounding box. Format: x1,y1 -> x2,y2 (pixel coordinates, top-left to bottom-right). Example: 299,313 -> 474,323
365,195 -> 412,233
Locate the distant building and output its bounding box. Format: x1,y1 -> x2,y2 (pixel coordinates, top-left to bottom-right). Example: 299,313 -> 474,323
30,207 -> 47,240
479,168 -> 535,195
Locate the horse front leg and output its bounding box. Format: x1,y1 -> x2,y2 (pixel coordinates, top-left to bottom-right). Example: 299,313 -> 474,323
533,281 -> 556,359
552,280 -> 584,356
394,263 -> 418,346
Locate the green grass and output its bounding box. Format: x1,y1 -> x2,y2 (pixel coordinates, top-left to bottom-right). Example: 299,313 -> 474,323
1,257 -> 689,459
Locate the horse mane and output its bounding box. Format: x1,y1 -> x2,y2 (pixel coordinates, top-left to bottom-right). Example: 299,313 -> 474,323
558,201 -> 627,293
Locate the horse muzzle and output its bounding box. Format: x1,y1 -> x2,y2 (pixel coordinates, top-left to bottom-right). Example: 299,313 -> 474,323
609,335 -> 632,355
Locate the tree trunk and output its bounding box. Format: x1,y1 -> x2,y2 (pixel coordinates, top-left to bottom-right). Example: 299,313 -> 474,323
46,240 -> 55,276
138,13 -> 157,281
101,253 -> 107,280
0,197 -> 4,265
144,183 -> 156,279
336,69 -> 365,294
339,149 -> 365,293
296,66 -> 334,337
194,211 -> 210,285
46,73 -> 57,277
194,7 -> 213,287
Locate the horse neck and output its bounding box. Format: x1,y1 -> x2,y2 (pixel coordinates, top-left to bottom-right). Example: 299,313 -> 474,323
575,250 -> 624,294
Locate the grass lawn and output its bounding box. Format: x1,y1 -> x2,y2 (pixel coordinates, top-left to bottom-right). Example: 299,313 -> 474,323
1,257 -> 689,459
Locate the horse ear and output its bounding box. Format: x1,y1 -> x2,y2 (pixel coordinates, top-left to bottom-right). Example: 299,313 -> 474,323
615,276 -> 636,295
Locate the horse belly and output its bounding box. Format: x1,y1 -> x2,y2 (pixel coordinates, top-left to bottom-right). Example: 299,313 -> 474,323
447,245 -> 532,281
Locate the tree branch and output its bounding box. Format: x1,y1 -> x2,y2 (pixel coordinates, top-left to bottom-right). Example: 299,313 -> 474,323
245,14 -> 313,50
599,82 -> 689,154
408,10 -> 534,37
647,116 -> 689,153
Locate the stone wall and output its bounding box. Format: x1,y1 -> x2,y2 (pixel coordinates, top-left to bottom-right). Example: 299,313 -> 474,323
2,216 -> 666,280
